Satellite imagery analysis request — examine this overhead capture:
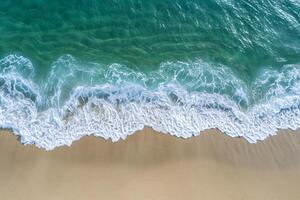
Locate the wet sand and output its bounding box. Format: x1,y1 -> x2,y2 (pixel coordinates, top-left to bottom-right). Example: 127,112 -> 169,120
0,128 -> 300,200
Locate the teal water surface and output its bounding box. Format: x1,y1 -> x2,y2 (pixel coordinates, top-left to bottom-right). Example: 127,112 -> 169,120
1,1 -> 299,73
0,0 -> 300,149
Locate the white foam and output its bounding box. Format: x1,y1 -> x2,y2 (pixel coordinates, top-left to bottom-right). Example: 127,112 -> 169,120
0,55 -> 299,150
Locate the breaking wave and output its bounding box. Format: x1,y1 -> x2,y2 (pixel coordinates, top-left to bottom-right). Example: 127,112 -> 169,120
0,54 -> 299,150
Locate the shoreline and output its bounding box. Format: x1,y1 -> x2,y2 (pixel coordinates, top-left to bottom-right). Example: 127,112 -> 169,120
3,127 -> 300,152
0,128 -> 300,199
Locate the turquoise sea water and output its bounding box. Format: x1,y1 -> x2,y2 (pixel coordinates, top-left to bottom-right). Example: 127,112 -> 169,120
0,0 -> 300,149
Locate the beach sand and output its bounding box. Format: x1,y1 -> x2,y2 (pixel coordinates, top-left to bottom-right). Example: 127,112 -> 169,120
0,128 -> 300,200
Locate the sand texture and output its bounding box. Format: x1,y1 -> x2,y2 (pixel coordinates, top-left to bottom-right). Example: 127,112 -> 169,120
0,128 -> 300,200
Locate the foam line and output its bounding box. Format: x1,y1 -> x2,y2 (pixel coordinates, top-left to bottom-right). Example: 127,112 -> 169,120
0,54 -> 299,150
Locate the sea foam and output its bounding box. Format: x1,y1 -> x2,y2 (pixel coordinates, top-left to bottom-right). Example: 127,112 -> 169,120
0,54 -> 299,150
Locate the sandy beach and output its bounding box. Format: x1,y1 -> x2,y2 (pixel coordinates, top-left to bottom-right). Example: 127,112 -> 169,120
0,128 -> 300,200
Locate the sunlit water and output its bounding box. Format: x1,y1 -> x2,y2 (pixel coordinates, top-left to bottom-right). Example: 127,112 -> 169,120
0,0 -> 299,149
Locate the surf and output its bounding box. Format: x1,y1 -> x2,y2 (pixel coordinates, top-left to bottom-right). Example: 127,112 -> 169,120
0,54 -> 299,150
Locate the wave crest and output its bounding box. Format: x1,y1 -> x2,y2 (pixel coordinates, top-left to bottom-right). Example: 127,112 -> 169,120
0,54 -> 299,150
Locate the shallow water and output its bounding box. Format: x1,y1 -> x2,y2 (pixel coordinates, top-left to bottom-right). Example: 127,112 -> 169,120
0,0 -> 299,149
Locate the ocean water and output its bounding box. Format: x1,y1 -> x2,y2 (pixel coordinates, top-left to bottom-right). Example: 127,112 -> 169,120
0,0 -> 300,150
